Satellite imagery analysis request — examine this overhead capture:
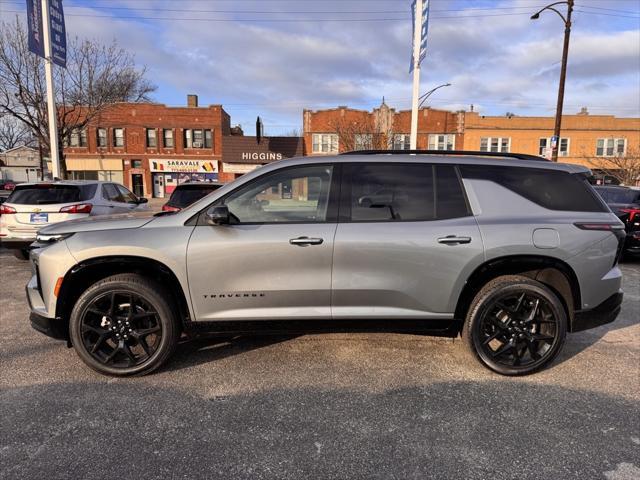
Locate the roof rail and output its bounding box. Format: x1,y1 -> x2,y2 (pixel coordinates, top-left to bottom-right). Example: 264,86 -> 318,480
339,149 -> 549,162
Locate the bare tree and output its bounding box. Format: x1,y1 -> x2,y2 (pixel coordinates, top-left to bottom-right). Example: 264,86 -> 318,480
0,115 -> 35,150
0,17 -> 156,177
329,116 -> 394,152
279,128 -> 301,137
584,148 -> 640,186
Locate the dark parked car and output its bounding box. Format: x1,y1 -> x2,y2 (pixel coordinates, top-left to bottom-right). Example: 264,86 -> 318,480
594,185 -> 640,255
162,182 -> 223,212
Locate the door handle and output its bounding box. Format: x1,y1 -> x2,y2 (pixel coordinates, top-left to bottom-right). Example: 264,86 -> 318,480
437,235 -> 472,245
289,236 -> 324,246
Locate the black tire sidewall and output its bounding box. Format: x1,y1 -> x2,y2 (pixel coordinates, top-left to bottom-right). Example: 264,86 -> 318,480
464,278 -> 567,376
70,275 -> 178,376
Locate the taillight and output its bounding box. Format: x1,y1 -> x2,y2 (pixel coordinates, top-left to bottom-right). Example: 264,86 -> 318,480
620,208 -> 640,223
0,204 -> 16,214
574,222 -> 625,231
162,204 -> 181,212
59,203 -> 92,214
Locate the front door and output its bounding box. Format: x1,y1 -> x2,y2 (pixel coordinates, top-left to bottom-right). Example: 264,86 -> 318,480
187,164 -> 338,321
131,174 -> 144,198
332,162 -> 484,319
153,174 -> 165,198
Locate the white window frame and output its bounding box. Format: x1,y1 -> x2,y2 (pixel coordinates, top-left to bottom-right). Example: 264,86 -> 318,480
428,134 -> 456,151
97,128 -> 107,148
539,137 -> 570,157
354,133 -> 373,151
312,133 -> 339,154
163,129 -> 174,148
480,137 -> 510,153
68,128 -> 87,148
113,128 -> 125,148
596,138 -> 627,157
146,128 -> 157,148
391,134 -> 410,150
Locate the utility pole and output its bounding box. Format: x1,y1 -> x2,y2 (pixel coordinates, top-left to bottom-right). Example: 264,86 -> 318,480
41,0 -> 61,178
409,0 -> 423,150
531,0 -> 574,162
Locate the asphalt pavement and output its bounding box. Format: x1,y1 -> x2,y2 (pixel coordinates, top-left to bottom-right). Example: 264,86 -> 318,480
0,249 -> 638,479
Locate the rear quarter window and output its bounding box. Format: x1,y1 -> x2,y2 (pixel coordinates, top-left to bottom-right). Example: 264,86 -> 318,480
460,165 -> 608,213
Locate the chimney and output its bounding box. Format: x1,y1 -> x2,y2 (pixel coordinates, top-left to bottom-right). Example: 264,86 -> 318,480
578,107 -> 589,116
187,94 -> 198,108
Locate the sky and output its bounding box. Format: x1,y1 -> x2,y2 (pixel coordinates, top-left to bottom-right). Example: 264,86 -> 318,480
1,0 -> 639,135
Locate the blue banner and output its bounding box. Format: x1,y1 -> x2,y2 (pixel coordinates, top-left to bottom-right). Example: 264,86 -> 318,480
410,0 -> 430,73
48,0 -> 67,68
26,0 -> 45,58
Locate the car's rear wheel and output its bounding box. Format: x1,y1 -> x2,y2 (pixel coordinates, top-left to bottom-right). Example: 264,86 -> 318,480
462,275 -> 567,376
69,274 -> 179,376
12,249 -> 29,260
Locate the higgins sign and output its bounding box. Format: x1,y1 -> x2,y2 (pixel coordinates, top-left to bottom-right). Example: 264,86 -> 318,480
150,159 -> 218,173
241,152 -> 283,161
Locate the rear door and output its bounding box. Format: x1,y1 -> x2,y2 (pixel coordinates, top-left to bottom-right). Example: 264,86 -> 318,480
331,162 -> 484,319
101,183 -> 136,213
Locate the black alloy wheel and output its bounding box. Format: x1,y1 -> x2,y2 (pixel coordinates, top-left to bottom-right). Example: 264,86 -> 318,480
70,274 -> 179,376
80,291 -> 162,368
463,275 -> 567,375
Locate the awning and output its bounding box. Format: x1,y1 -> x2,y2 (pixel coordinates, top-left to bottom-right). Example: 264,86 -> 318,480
66,158 -> 123,171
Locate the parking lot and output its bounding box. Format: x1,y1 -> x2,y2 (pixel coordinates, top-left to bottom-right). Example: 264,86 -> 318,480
0,249 -> 638,479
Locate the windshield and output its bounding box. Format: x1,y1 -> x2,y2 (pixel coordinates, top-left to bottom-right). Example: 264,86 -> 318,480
168,185 -> 221,208
7,184 -> 97,205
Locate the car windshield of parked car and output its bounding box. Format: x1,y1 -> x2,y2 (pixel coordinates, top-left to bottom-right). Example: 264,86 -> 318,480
6,184 -> 96,205
169,185 -> 221,208
606,189 -> 640,204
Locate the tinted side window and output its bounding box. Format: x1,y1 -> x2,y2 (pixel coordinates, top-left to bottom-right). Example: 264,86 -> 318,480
435,165 -> 469,219
348,164 -> 435,222
79,184 -> 98,201
116,184 -> 139,203
460,165 -> 608,212
102,184 -> 125,202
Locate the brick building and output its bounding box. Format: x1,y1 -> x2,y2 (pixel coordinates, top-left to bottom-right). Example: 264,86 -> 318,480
462,108 -> 640,168
63,95 -> 232,198
303,101 -> 463,155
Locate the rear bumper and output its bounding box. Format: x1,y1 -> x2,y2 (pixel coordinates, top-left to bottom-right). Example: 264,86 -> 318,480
572,291 -> 623,332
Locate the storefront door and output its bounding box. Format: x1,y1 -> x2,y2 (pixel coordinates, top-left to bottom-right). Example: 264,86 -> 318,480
132,174 -> 144,197
153,174 -> 165,198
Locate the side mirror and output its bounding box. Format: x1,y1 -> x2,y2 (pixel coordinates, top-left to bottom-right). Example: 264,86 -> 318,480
206,205 -> 230,225
137,197 -> 148,204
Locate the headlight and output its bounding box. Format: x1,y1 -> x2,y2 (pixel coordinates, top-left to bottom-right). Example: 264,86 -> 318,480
34,233 -> 74,245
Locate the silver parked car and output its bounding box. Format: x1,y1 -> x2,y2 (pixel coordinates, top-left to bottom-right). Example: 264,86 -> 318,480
1,180 -> 149,259
26,152 -> 624,376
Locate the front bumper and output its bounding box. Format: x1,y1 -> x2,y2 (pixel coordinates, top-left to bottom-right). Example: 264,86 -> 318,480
572,291 -> 623,332
30,311 -> 69,340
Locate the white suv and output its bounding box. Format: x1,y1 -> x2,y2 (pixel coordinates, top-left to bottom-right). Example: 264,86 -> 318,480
0,180 -> 148,259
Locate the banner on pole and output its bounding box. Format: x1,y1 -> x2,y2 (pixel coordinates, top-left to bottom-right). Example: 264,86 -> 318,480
48,0 -> 67,68
26,0 -> 45,58
410,0 -> 430,73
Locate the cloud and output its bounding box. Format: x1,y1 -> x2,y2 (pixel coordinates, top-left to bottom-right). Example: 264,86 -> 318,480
1,0 -> 638,133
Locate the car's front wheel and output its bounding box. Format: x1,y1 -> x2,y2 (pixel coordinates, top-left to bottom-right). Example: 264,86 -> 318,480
462,275 -> 567,376
69,274 -> 179,376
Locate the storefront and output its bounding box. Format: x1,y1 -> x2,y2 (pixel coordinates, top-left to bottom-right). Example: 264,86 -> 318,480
221,136 -> 303,180
66,158 -> 124,184
150,158 -> 219,198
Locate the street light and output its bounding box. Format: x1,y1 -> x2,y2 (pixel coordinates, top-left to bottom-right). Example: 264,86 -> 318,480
531,0 -> 574,162
418,83 -> 452,108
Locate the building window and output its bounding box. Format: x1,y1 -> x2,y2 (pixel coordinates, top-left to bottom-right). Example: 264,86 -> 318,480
97,128 -> 107,148
113,128 -> 124,148
312,133 -> 339,154
428,134 -> 455,151
68,128 -> 87,147
184,129 -> 212,149
539,137 -> 569,157
146,128 -> 157,148
480,137 -> 510,153
163,129 -> 174,148
354,134 -> 373,151
131,160 -> 143,169
392,134 -> 410,150
596,138 -> 626,157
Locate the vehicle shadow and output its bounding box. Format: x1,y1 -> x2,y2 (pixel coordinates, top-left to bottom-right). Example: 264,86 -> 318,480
168,334 -> 300,372
2,381 -> 638,479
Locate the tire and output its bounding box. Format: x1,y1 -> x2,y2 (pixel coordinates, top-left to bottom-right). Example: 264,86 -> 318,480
69,274 -> 179,376
462,275 -> 567,376
12,249 -> 29,260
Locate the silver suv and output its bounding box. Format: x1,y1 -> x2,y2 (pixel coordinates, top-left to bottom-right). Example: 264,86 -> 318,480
26,152 -> 625,376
